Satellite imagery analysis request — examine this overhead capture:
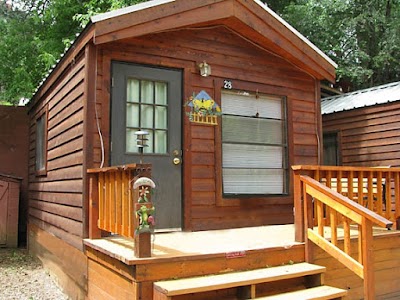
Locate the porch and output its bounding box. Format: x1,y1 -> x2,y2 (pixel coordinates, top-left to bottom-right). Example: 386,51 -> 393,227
84,164 -> 400,299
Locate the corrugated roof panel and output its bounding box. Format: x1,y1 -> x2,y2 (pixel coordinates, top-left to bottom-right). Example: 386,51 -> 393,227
321,81 -> 400,115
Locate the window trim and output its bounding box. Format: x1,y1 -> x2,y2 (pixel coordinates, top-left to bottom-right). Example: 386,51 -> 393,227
214,80 -> 292,207
35,106 -> 48,176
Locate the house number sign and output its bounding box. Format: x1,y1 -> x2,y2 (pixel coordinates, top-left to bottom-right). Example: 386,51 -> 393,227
223,80 -> 233,89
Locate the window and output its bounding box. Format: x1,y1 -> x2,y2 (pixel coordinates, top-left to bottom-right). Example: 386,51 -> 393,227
35,110 -> 47,175
125,78 -> 168,154
221,90 -> 288,195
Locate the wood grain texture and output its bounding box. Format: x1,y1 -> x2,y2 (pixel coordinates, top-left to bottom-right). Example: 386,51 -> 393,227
323,102 -> 400,167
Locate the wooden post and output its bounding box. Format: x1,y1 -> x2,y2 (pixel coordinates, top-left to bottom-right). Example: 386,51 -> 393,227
294,172 -> 304,242
362,218 -> 375,300
89,174 -> 101,239
134,232 -> 151,258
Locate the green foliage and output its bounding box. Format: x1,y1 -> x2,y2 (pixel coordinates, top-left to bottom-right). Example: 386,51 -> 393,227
0,0 -> 398,103
276,0 -> 400,90
0,0 -> 148,104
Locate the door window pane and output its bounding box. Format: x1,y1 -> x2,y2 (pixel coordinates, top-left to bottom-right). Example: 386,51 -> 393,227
126,128 -> 138,153
155,107 -> 167,129
141,81 -> 154,104
140,105 -> 154,128
155,130 -> 167,153
155,82 -> 167,105
126,103 -> 139,127
143,130 -> 154,153
127,79 -> 139,103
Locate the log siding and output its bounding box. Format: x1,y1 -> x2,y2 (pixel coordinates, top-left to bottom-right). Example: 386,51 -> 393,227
28,51 -> 86,250
323,102 -> 400,167
95,27 -> 320,230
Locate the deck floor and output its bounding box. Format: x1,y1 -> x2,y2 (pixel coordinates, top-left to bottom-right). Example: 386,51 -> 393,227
84,224 -> 302,264
84,224 -> 395,265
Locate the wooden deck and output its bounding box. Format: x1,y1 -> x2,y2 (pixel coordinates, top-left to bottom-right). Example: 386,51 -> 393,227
84,224 -> 396,264
83,225 -> 400,299
84,225 -> 301,264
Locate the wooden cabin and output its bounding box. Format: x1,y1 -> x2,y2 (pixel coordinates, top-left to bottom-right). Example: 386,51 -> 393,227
26,1 -> 400,299
322,81 -> 400,167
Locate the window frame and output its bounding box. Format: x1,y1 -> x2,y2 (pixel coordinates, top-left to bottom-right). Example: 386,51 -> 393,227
35,106 -> 48,176
215,80 -> 292,207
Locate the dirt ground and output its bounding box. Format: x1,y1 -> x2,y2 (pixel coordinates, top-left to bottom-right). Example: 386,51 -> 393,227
0,248 -> 69,300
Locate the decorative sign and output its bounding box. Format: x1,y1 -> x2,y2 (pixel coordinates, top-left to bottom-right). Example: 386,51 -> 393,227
226,251 -> 246,259
186,90 -> 221,125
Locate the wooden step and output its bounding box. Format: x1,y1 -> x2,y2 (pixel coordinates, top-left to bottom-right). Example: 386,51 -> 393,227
255,285 -> 348,300
153,262 -> 326,298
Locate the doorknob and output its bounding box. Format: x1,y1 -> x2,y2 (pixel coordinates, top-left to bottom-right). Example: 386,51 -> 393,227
173,157 -> 181,165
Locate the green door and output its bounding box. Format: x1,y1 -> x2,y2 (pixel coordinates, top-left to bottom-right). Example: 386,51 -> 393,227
111,62 -> 182,231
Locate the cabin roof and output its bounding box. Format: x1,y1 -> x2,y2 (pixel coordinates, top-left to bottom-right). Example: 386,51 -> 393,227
30,0 -> 337,106
321,81 -> 400,115
90,0 -> 336,82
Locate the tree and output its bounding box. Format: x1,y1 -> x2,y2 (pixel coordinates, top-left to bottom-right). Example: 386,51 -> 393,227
0,0 -> 148,105
0,0 -> 398,104
275,0 -> 400,90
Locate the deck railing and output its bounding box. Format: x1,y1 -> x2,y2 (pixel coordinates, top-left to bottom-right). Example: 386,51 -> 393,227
87,164 -> 151,239
293,166 -> 400,299
293,165 -> 395,300
293,165 -> 400,239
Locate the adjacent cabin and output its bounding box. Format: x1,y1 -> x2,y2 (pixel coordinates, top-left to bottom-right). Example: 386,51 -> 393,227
322,81 -> 400,167
26,1 -> 400,299
0,105 -> 29,247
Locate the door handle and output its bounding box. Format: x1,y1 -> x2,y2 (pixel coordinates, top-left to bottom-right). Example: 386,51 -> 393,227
173,157 -> 181,165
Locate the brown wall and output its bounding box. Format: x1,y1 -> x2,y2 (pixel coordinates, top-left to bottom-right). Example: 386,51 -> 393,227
323,102 -> 400,167
27,50 -> 86,251
95,27 -> 321,231
0,105 -> 29,245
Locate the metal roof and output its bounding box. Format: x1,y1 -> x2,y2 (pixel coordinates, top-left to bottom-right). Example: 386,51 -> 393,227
91,0 -> 175,22
321,81 -> 400,115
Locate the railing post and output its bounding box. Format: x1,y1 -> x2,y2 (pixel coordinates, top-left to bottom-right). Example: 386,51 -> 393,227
89,174 -> 101,239
362,217 -> 375,300
294,171 -> 304,242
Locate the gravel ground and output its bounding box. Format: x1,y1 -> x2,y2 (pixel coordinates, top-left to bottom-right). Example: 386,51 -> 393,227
0,248 -> 69,300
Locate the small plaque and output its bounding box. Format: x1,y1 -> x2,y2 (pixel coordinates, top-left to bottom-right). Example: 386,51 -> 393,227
226,251 -> 246,259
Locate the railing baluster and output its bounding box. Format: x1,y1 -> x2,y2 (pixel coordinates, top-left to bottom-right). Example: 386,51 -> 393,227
348,171 -> 354,201
115,171 -> 122,234
105,172 -> 111,231
377,171 -> 383,215
317,201 -> 324,237
98,172 -> 105,229
358,224 -> 363,264
385,172 -> 391,221
121,170 -> 128,237
358,171 -> 364,206
330,209 -> 338,246
367,172 -> 374,210
343,217 -> 351,256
